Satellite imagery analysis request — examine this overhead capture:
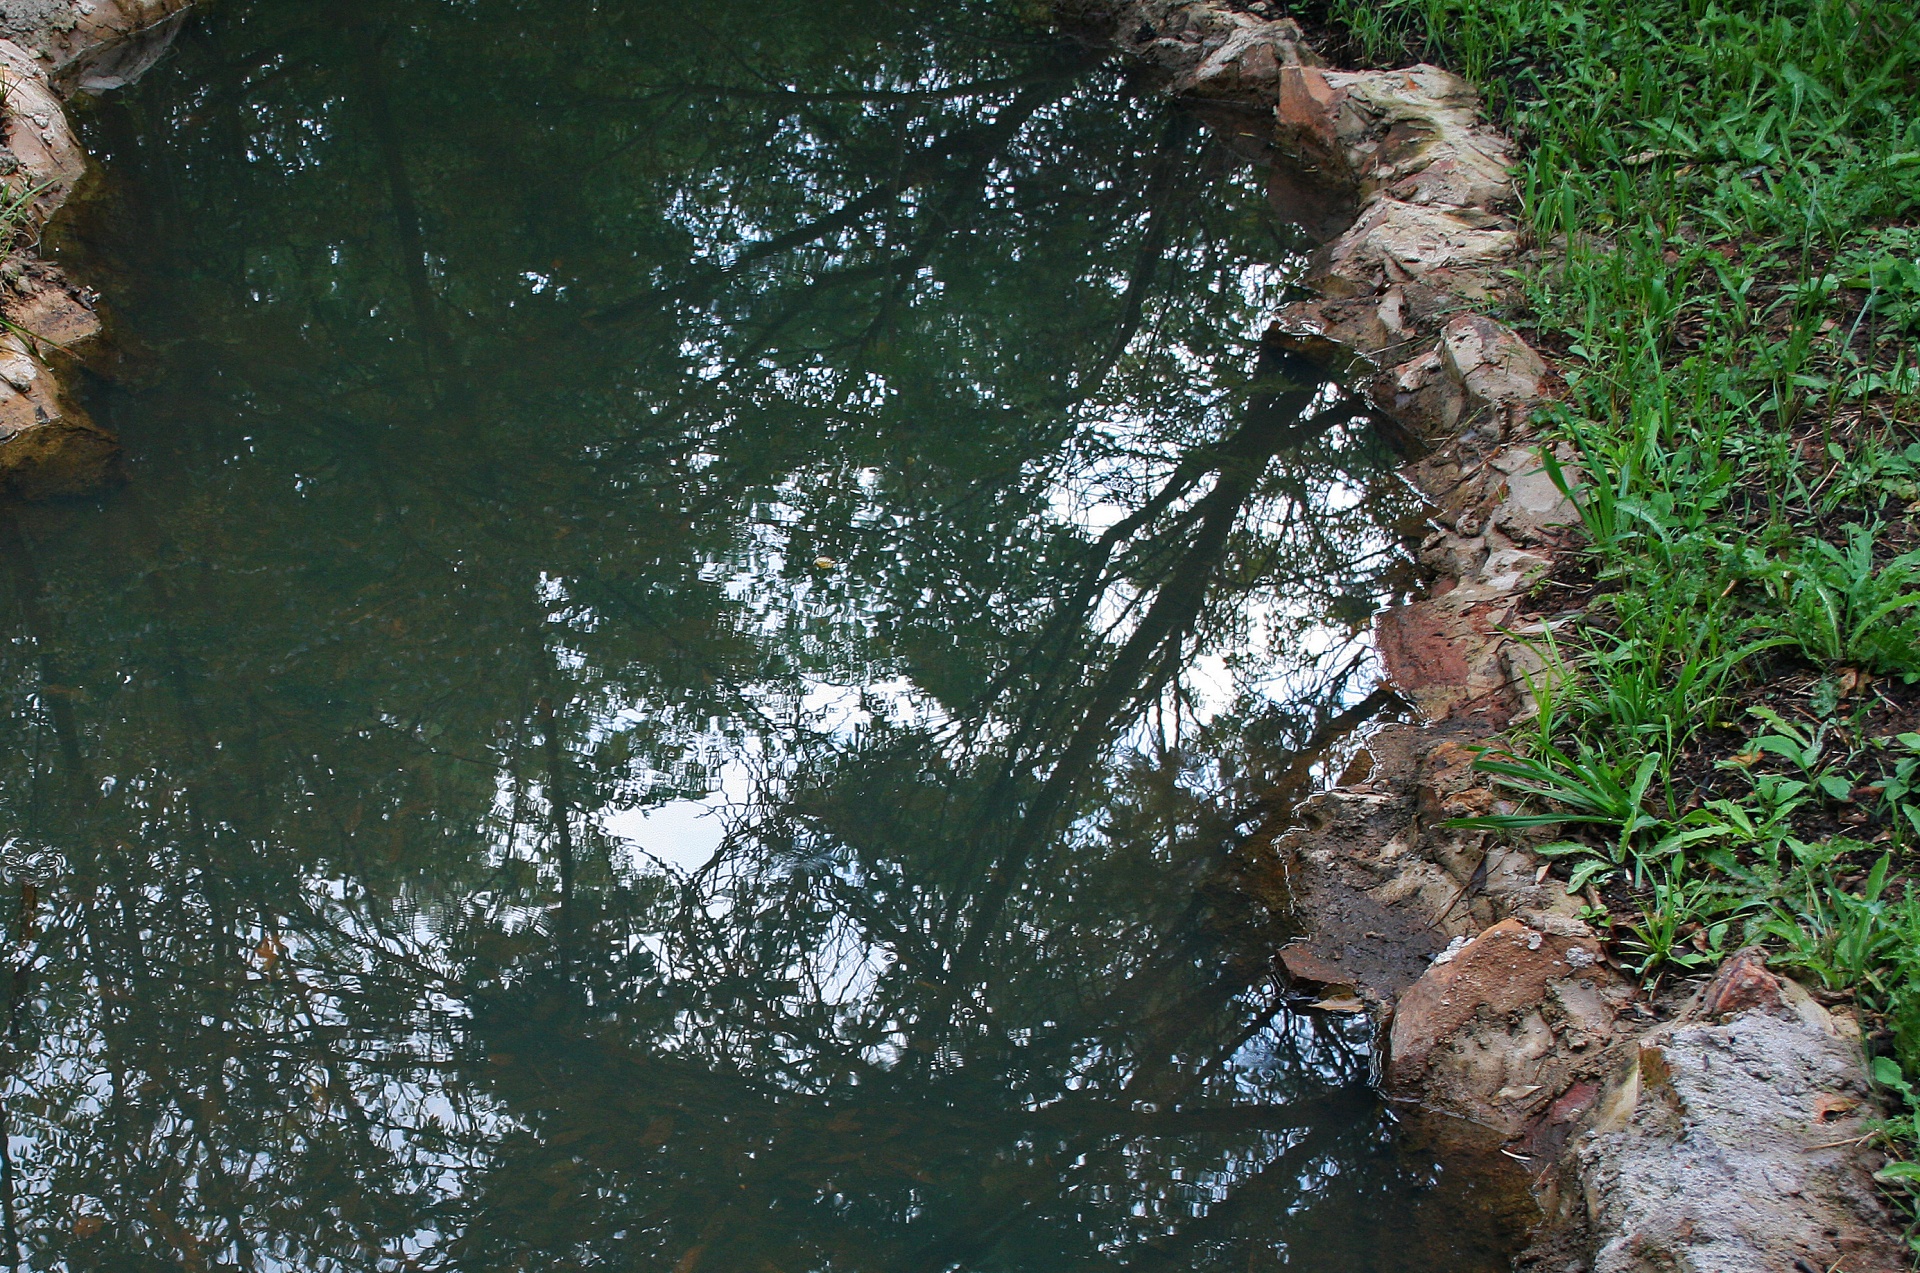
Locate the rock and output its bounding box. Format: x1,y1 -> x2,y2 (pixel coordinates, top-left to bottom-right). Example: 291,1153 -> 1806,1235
0,259 -> 114,495
1370,324 -> 1553,447
4,261 -> 102,349
1515,949 -> 1910,1272
1374,577 -> 1522,720
1175,12 -> 1317,99
1375,597 -> 1476,712
1083,7 -> 1911,1270
0,400 -> 119,497
1272,61 -> 1348,176
1502,636 -> 1558,722
1386,917 -> 1625,1133
1413,737 -> 1482,816
1276,280 -> 1464,359
1479,545 -> 1553,592
1309,196 -> 1519,299
1572,1006 -> 1907,1273
0,37 -> 86,220
1441,313 -> 1550,416
1374,452 -> 1572,726
1057,0 -> 1320,97
1695,945 -> 1786,1020
1273,292 -> 1400,357
1274,63 -> 1513,211
1520,1079 -> 1600,1163
0,332 -> 36,391
1263,747 -> 1461,1009
1263,722 -> 1594,1022
1418,525 -> 1490,579
1489,443 -> 1581,545
63,1 -> 194,94
1278,942 -> 1349,988
1,1 -> 193,89
1377,344 -> 1466,435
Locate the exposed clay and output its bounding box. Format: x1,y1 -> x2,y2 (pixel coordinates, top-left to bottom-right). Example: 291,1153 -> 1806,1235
0,0 -> 190,497
1056,1 -> 1910,1267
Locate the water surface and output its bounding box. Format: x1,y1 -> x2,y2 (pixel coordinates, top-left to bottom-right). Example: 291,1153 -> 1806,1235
0,0 -> 1531,1267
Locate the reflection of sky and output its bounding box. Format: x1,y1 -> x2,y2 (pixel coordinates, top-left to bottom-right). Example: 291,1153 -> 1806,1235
604,789 -> 736,873
598,673 -> 938,874
584,231 -> 1398,878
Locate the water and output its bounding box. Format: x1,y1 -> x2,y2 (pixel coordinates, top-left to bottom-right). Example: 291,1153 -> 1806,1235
0,0 -> 1535,1267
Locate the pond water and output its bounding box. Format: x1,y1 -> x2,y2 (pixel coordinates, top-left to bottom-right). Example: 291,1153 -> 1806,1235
0,0 -> 1535,1267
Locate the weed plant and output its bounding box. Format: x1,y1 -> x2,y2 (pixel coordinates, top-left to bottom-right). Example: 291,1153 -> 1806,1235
1318,0 -> 1920,1242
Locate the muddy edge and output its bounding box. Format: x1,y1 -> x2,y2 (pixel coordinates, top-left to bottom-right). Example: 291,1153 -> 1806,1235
1054,2 -> 1913,1269
0,0 -> 190,497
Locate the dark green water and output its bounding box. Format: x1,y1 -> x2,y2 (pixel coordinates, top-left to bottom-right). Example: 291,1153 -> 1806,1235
0,1 -> 1534,1268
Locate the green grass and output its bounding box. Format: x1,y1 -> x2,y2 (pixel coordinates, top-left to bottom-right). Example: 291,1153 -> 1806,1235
1313,0 -> 1920,1245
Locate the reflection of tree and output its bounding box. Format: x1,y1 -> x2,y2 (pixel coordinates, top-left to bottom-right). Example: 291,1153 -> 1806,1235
0,0 -> 1527,1267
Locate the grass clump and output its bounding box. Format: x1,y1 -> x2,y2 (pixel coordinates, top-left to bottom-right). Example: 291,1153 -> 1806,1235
1315,0 -> 1920,1242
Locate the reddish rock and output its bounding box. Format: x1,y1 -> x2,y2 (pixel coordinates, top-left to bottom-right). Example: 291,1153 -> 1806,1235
1416,737 -> 1509,826
1375,600 -> 1473,698
0,20 -> 175,501
1518,1079 -> 1600,1165
5,275 -> 103,351
1384,917 -> 1625,1133
7,1 -> 197,89
1279,943 -> 1350,988
1088,6 -> 1908,1268
1374,584 -> 1520,721
1696,945 -> 1786,1020
1274,64 -> 1348,175
1178,15 -> 1317,98
1541,1080 -> 1599,1128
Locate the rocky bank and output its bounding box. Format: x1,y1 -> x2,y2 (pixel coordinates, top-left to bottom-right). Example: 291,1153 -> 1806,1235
0,0 -> 188,497
1052,1 -> 1914,1269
